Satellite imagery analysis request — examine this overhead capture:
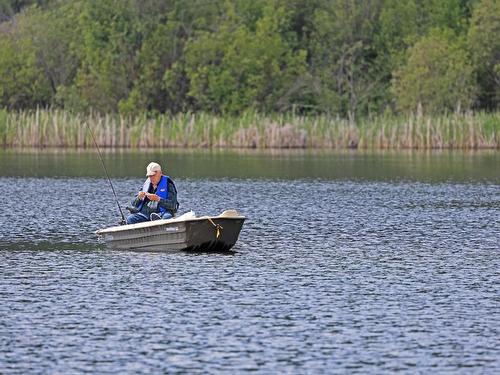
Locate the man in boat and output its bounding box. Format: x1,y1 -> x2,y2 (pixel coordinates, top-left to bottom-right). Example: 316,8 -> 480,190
126,162 -> 179,224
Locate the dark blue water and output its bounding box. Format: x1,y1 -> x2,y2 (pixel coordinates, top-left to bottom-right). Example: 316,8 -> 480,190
0,151 -> 499,373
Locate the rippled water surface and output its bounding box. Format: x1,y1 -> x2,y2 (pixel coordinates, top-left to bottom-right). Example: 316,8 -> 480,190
0,150 -> 499,374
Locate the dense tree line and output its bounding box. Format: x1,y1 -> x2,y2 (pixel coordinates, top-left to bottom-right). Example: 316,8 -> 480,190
0,0 -> 498,118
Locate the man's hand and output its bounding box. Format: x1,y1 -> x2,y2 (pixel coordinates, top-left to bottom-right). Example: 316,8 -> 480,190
146,193 -> 160,202
138,191 -> 146,200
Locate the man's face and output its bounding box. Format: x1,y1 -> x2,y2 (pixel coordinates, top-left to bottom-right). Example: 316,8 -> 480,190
150,170 -> 162,185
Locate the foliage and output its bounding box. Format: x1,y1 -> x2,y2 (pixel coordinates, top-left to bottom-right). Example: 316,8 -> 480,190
0,12 -> 50,108
391,28 -> 476,113
183,1 -> 307,114
309,0 -> 385,119
467,0 -> 500,110
73,0 -> 144,113
0,0 -> 497,117
22,3 -> 82,100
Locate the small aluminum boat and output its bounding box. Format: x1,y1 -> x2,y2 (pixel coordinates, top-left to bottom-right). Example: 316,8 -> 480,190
96,210 -> 245,252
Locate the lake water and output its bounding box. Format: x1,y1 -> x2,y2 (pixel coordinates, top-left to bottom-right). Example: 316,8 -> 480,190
0,149 -> 499,374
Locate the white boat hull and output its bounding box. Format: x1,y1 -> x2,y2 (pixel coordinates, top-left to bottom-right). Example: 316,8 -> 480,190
96,210 -> 245,252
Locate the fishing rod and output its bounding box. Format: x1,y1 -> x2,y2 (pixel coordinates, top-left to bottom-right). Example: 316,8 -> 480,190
86,122 -> 126,225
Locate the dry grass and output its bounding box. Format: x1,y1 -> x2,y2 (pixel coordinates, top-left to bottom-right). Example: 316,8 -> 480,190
0,108 -> 498,149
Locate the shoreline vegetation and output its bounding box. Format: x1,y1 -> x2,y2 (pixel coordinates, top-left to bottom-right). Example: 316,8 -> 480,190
1,1 -> 499,152
0,109 -> 499,150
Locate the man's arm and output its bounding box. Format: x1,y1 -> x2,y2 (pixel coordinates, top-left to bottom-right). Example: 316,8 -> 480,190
131,191 -> 146,207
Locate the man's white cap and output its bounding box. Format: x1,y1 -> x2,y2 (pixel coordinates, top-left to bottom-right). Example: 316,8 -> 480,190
146,162 -> 162,176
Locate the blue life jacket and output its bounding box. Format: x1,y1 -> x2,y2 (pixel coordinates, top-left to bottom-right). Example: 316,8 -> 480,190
137,175 -> 176,215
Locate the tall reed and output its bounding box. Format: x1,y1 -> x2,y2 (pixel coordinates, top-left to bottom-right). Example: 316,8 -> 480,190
1,108 -> 499,149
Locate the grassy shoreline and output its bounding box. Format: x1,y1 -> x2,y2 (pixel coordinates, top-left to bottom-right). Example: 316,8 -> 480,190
0,109 -> 499,149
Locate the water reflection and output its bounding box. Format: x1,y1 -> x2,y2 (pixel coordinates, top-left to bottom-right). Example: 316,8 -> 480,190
0,148 -> 499,182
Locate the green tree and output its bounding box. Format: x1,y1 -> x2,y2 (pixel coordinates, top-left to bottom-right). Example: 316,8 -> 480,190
377,0 -> 419,66
0,12 -> 50,108
119,22 -> 179,115
20,3 -> 82,101
0,0 -> 497,115
181,1 -> 307,113
467,0 -> 500,109
120,0 -> 220,115
376,0 -> 475,113
420,0 -> 474,35
309,0 -> 384,119
73,0 -> 143,113
0,0 -> 51,20
392,28 -> 476,113
0,0 -> 14,22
